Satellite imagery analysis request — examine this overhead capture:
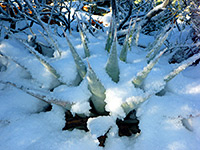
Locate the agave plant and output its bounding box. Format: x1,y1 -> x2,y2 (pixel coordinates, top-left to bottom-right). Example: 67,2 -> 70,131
2,14 -> 200,120
1,0 -> 200,147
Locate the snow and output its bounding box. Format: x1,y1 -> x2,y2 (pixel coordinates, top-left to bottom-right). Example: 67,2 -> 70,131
0,9 -> 200,150
87,116 -> 116,138
53,81 -> 92,115
134,94 -> 200,150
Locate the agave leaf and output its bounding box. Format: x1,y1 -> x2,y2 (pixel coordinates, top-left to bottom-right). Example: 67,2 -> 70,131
16,38 -> 63,83
0,80 -> 72,109
119,20 -> 135,62
156,51 -> 200,96
164,52 -> 200,83
105,18 -> 114,53
121,94 -> 152,115
63,29 -> 87,80
132,48 -> 167,88
87,63 -> 107,114
1,48 -> 60,89
79,25 -> 90,58
105,28 -> 120,83
146,23 -> 173,62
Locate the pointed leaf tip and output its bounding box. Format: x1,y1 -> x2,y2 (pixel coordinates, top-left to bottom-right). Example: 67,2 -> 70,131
63,28 -> 87,80
87,65 -> 107,114
105,28 -> 120,83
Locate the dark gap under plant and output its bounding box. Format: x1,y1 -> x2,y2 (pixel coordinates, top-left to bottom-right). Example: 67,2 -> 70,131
62,109 -> 140,147
116,110 -> 140,137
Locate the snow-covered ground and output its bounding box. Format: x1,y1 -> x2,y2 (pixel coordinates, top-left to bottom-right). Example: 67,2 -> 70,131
0,14 -> 200,150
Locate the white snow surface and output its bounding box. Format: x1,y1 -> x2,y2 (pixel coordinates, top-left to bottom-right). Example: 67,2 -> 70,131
0,18 -> 200,150
87,116 -> 116,138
